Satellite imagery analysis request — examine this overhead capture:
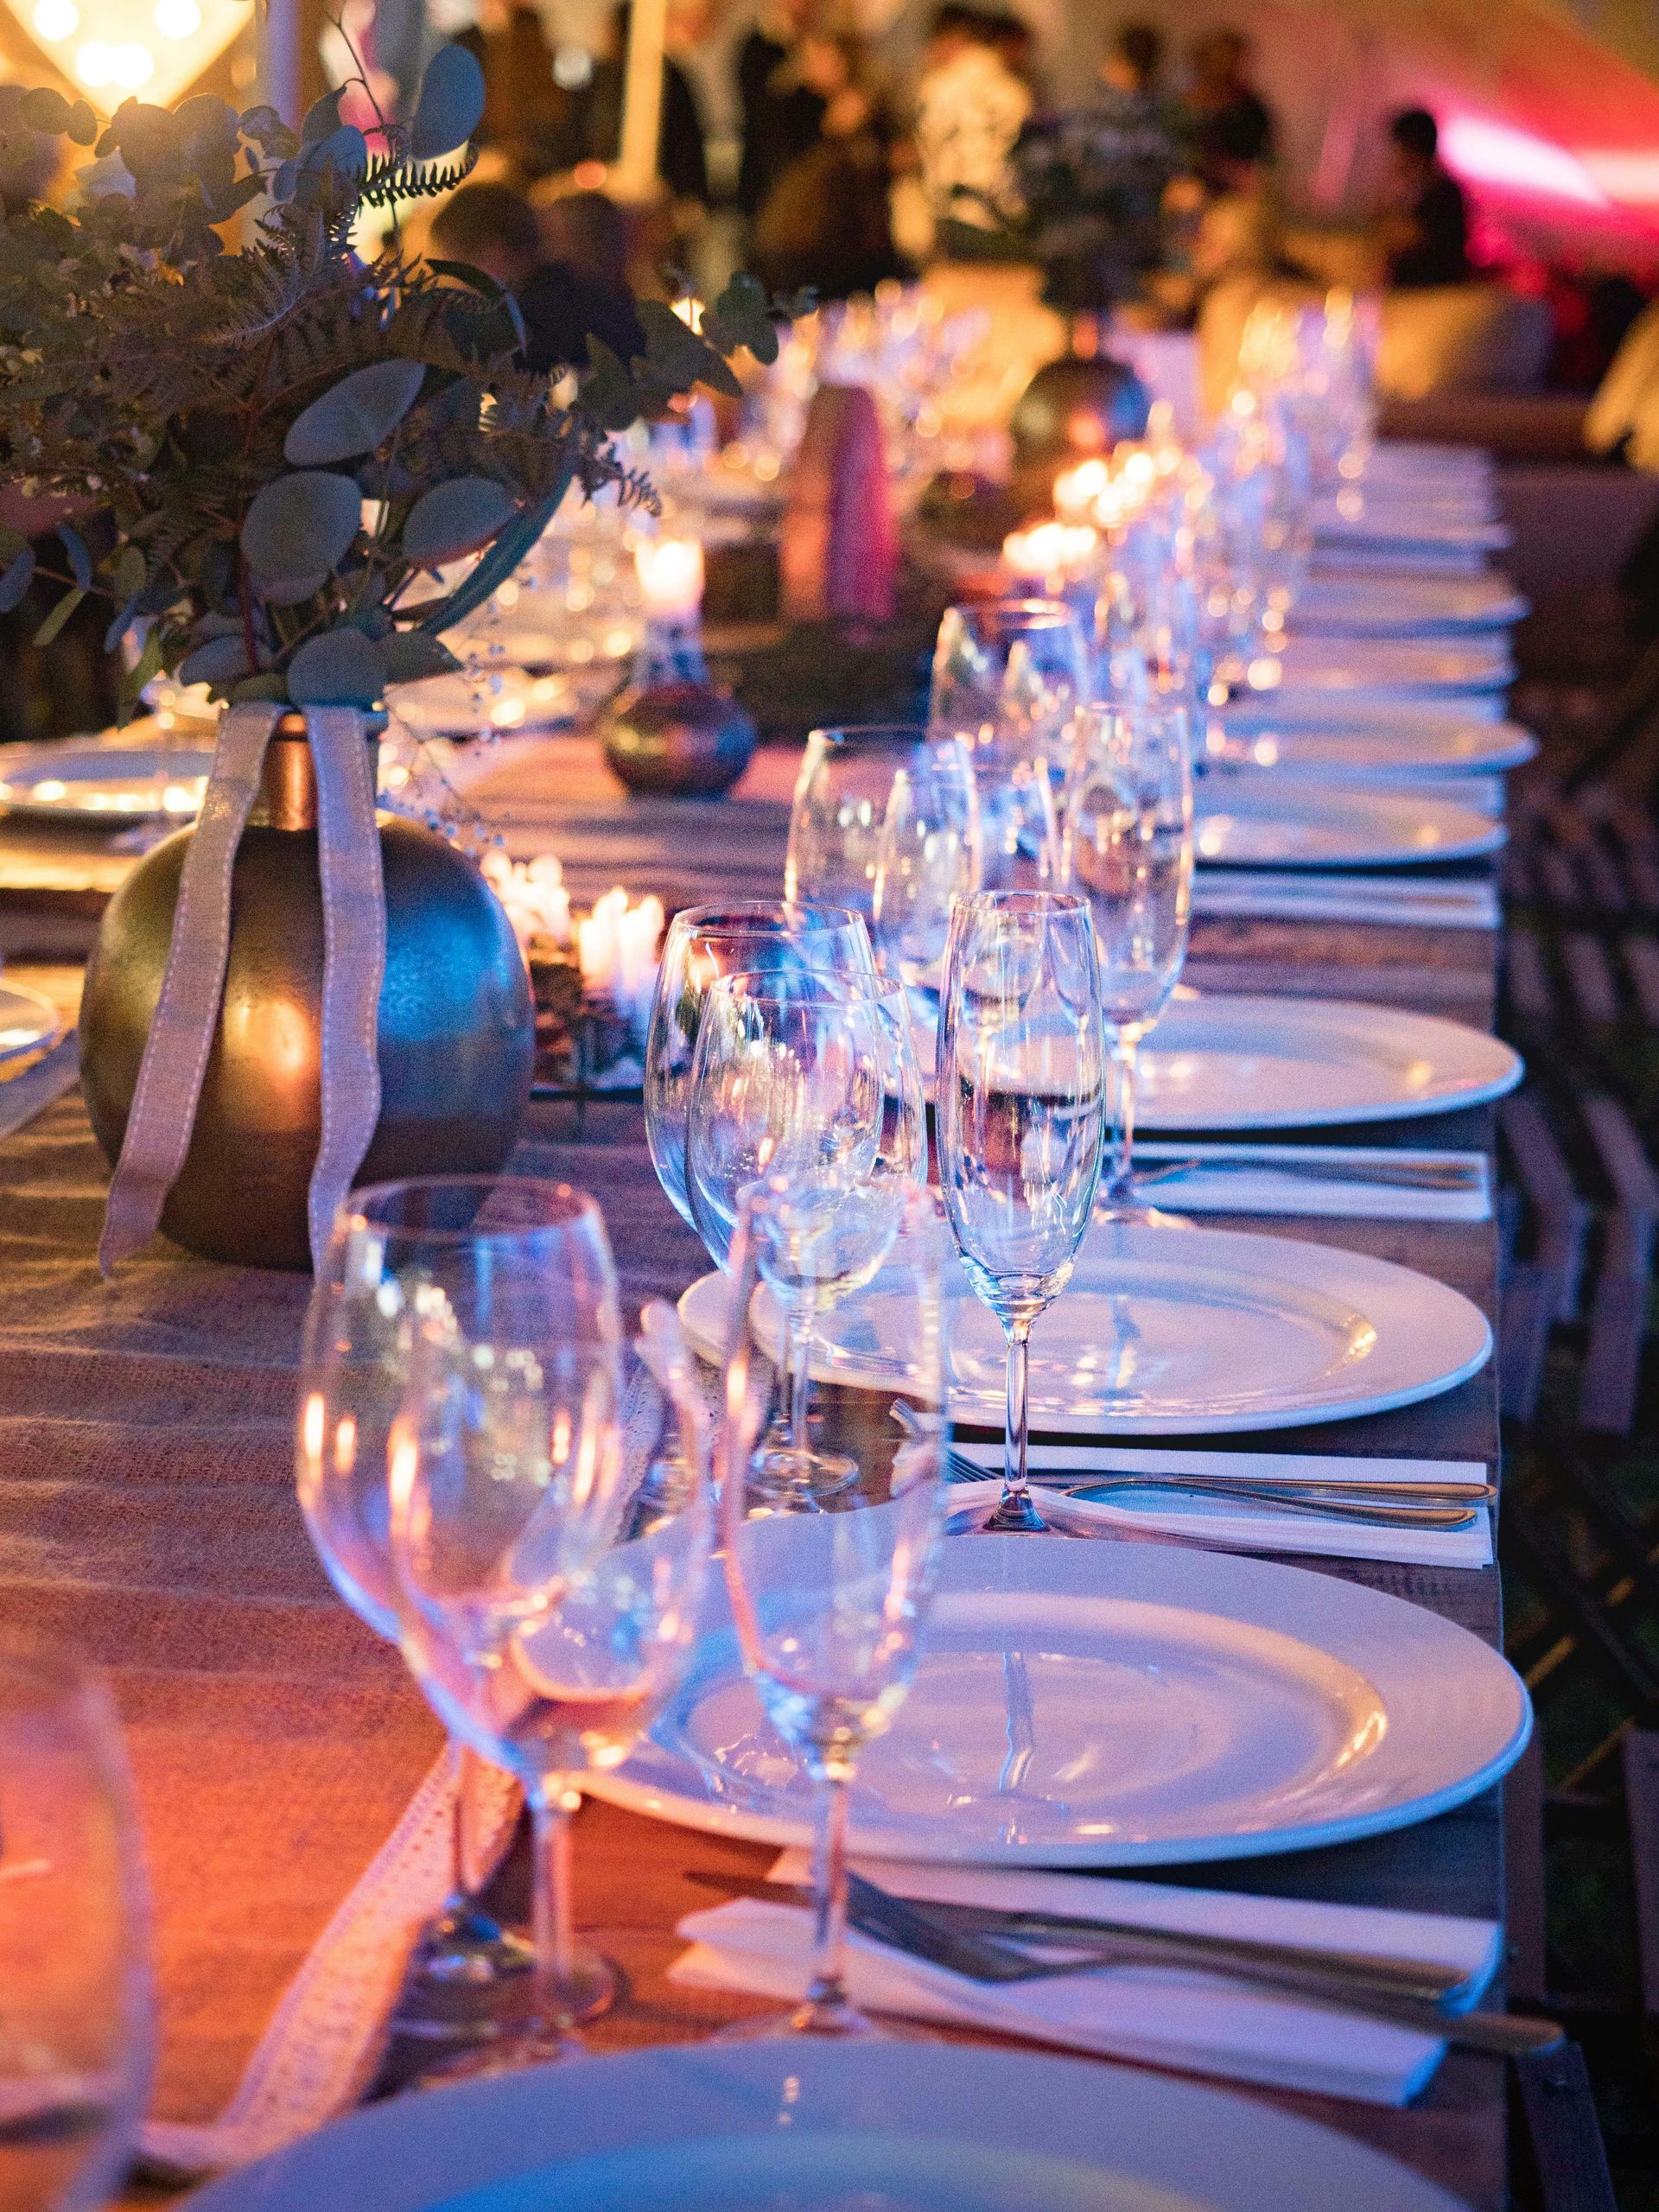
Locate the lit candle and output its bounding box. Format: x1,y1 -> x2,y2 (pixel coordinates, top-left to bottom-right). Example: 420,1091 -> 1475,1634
480,849 -> 573,955
635,536 -> 705,624
1053,458 -> 1110,525
578,887 -> 664,1027
1001,521 -> 1098,592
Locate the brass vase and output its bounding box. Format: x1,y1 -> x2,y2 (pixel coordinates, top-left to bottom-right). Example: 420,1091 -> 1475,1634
79,715 -> 535,1269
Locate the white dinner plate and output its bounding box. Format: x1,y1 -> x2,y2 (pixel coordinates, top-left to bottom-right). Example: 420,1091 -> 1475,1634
187,2040 -> 1471,2211
1126,993 -> 1522,1128
1312,502 -> 1510,553
1206,721 -> 1537,781
1291,574 -> 1528,636
0,982 -> 63,1072
1254,639 -> 1513,694
679,1215 -> 1492,1435
1195,786 -> 1506,868
0,744 -> 212,822
593,1535 -> 1527,1866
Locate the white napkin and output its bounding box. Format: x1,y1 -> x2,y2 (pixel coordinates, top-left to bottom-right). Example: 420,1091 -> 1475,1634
0,1031 -> 79,1144
944,1441 -> 1492,1568
1193,871 -> 1500,930
1132,1142 -> 1491,1222
671,1856 -> 1501,2107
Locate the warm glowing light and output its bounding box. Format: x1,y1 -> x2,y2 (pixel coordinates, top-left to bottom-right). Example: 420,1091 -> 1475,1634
74,40 -> 115,85
1582,153 -> 1659,207
156,0 -> 202,35
34,0 -> 79,39
111,41 -> 155,86
1052,458 -> 1110,524
634,535 -> 705,622
578,887 -> 665,1014
1440,117 -> 1606,208
1001,521 -> 1097,586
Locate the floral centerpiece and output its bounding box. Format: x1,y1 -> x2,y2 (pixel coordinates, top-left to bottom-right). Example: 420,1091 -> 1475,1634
0,52 -> 783,1269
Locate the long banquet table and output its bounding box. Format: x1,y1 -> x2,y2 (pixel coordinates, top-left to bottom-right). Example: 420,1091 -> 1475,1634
0,736 -> 1511,2208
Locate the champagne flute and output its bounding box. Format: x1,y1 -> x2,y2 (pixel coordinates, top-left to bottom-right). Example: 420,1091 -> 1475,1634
715,1178 -> 945,2038
928,600 -> 1090,774
870,737 -> 980,993
785,725 -> 950,924
0,1642 -> 152,2212
688,972 -> 925,1499
645,901 -> 876,1232
936,891 -> 1107,1535
385,1185 -> 712,2074
1061,702 -> 1194,1215
297,1178 -> 624,2031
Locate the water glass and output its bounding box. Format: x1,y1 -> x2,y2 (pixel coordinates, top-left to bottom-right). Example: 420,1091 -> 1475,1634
386,1187 -> 712,2071
785,725 -> 952,924
936,892 -> 1107,1533
644,901 -> 875,1231
297,1177 -> 622,2025
0,1643 -> 152,2212
870,738 -> 980,990
687,972 -> 925,1498
928,599 -> 1090,772
1061,702 -> 1194,1211
715,1179 -> 945,2039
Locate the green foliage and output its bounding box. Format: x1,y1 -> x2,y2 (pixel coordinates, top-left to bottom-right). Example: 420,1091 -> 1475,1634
0,48 -> 789,709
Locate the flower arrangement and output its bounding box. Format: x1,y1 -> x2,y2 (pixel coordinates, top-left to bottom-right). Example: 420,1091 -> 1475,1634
0,47 -> 784,715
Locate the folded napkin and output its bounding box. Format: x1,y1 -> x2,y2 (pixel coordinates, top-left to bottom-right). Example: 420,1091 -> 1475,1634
671,1856 -> 1501,2106
1132,1141 -> 1491,1223
0,1030 -> 79,1143
944,1441 -> 1493,1569
1193,871 -> 1500,930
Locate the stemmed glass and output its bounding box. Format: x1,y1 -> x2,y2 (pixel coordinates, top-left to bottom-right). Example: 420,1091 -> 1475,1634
716,1178 -> 945,2037
785,725 -> 966,925
645,901 -> 876,1232
1061,702 -> 1194,1214
385,1181 -> 712,2074
688,972 -> 925,1499
937,891 -> 1107,1534
870,739 -> 980,993
928,600 -> 1090,773
0,1642 -> 153,2212
299,1189 -> 556,2035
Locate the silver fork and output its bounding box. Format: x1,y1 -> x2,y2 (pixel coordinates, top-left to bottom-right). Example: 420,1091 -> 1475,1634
942,1447 -> 1487,1527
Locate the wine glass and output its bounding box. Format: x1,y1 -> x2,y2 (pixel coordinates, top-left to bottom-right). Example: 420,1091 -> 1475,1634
715,1178 -> 945,2038
927,600 -> 1090,773
687,971 -> 925,1499
870,737 -> 980,993
297,1178 -> 624,2033
387,1194 -> 711,2074
1061,702 -> 1194,1214
0,1642 -> 153,2212
936,891 -> 1107,1534
785,725 -> 957,925
645,901 -> 876,1232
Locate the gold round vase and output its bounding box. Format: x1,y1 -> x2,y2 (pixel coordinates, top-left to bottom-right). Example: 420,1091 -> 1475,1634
79,716 -> 535,1269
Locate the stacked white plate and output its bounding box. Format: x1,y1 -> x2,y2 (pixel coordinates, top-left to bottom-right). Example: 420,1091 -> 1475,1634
1194,785 -> 1505,868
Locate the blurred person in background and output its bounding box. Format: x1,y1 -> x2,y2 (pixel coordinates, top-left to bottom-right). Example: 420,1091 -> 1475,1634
429,180 -> 645,374
1100,19 -> 1166,109
582,2 -> 712,212
1184,27 -> 1276,188
736,0 -> 826,222
1377,107 -> 1471,289
748,22 -> 904,299
914,3 -> 1032,260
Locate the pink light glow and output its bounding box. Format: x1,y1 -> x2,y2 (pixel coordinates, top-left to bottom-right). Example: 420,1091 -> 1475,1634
1440,116 -> 1608,208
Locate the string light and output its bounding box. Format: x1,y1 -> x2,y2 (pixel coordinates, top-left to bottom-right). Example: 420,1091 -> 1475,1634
33,0 -> 79,39
75,38 -> 154,88
155,0 -> 201,33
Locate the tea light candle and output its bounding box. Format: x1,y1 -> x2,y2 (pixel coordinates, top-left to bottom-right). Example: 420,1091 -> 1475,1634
578,887 -> 665,1026
1001,521 -> 1098,591
635,535 -> 705,624
1053,459 -> 1111,525
480,849 -> 573,954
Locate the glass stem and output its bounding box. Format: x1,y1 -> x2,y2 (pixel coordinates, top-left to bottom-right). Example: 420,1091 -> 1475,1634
1112,1035 -> 1140,1198
446,1739 -> 475,1908
528,1778 -> 580,2037
788,1296 -> 815,1459
1003,1321 -> 1032,1512
803,1766 -> 853,2023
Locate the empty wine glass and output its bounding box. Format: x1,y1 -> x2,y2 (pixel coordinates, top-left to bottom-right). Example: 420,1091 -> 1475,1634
937,891 -> 1107,1534
928,599 -> 1090,774
716,1178 -> 945,2038
645,901 -> 876,1232
1061,702 -> 1193,1214
870,737 -> 980,992
0,1643 -> 152,2212
688,972 -> 925,1499
785,725 -> 957,924
298,1179 -> 623,2034
385,1186 -> 712,2074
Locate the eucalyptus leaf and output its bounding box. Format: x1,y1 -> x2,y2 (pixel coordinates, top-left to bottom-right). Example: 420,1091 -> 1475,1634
230,673 -> 289,702
252,570 -> 328,607
0,524 -> 27,564
0,548 -> 34,613
21,89 -> 73,136
416,470 -> 570,635
111,543 -> 145,599
288,626 -> 383,707
303,124 -> 368,183
177,634 -> 251,687
103,594 -> 143,654
33,585 -> 84,648
284,360 -> 426,467
118,625 -> 164,723
403,475 -> 516,568
300,88 -> 344,147
375,631 -> 458,684
56,523 -> 92,591
66,99 -> 99,148
241,470 -> 361,581
639,299 -> 742,398
410,45 -> 486,162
